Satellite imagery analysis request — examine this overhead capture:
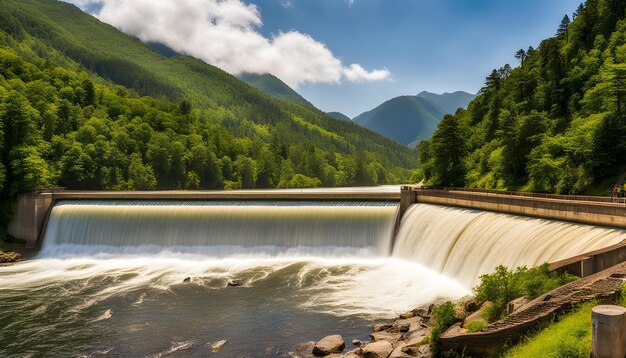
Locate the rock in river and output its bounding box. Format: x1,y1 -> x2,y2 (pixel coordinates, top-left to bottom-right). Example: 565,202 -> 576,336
0,251 -> 22,264
361,340 -> 393,358
312,335 -> 345,356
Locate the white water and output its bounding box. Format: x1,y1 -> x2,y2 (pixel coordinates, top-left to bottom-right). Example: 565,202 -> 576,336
26,200 -> 469,318
393,204 -> 626,287
43,201 -> 396,256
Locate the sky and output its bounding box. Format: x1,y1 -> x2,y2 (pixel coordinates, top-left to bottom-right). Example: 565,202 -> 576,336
68,0 -> 580,118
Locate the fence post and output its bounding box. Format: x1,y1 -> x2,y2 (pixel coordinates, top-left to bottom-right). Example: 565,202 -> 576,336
592,305 -> 626,358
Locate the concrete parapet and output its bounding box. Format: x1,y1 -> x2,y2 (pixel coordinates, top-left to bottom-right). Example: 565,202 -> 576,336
404,187 -> 626,229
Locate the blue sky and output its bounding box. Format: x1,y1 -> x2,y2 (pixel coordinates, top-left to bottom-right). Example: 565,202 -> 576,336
252,0 -> 580,117
72,0 -> 580,117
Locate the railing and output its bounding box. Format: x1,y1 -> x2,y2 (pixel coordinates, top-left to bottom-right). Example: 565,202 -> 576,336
403,185 -> 623,205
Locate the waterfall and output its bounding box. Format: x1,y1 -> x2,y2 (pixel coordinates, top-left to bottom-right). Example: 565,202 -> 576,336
43,201 -> 398,257
392,204 -> 626,287
42,200 -> 626,288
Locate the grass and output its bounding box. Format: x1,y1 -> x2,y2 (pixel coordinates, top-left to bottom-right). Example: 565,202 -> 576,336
504,301 -> 596,358
466,321 -> 485,333
505,284 -> 626,357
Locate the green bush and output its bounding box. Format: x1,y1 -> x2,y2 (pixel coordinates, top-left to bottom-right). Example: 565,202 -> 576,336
430,301 -> 456,357
466,320 -> 485,333
473,263 -> 577,322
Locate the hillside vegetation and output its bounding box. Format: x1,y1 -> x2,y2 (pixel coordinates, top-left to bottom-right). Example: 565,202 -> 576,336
417,0 -> 626,194
0,0 -> 416,240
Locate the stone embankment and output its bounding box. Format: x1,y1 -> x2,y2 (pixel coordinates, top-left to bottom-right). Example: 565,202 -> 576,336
439,262 -> 626,356
292,308 -> 434,358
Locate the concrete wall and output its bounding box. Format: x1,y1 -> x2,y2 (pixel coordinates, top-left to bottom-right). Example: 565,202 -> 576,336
8,192 -> 54,247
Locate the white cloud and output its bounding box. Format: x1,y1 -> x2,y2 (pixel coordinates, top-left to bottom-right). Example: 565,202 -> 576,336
67,0 -> 390,88
343,64 -> 390,83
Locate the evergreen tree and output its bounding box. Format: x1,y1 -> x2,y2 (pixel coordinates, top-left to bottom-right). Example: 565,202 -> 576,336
558,15 -> 571,40
515,49 -> 527,65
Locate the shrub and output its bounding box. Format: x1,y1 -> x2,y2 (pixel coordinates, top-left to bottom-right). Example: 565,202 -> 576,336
473,263 -> 577,322
430,301 -> 456,357
466,320 -> 485,333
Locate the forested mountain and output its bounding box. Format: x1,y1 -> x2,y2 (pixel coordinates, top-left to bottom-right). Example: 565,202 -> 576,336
416,0 -> 626,194
416,91 -> 477,117
326,112 -> 352,122
353,91 -> 474,145
0,0 -> 417,240
238,73 -> 315,109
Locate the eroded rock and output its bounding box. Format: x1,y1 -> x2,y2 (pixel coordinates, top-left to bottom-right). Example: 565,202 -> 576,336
312,335 -> 345,356
373,323 -> 393,332
370,331 -> 402,343
0,251 -> 22,264
361,340 -> 393,358
210,340 -> 227,352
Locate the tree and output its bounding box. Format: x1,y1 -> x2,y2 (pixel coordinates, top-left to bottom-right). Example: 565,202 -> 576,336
557,15 -> 571,40
515,49 -> 527,66
430,114 -> 467,186
484,69 -> 502,91
573,3 -> 584,19
607,63 -> 626,115
128,153 -> 157,190
235,155 -> 257,189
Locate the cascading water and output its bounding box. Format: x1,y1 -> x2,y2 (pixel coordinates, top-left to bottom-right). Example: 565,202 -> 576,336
393,203 -> 626,287
5,198 -> 626,356
0,199 -> 469,357
42,201 -> 396,257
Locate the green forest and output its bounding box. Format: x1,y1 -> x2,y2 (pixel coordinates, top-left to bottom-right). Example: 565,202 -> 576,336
416,0 -> 626,195
0,0 -> 417,241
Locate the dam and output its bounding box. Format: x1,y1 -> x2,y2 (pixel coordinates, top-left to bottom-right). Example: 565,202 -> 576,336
3,186 -> 626,355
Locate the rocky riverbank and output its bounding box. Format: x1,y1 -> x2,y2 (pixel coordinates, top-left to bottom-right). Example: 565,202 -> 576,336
0,251 -> 23,265
293,307 -> 438,358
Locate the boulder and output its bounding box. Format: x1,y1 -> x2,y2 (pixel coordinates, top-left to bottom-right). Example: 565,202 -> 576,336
453,305 -> 467,323
412,308 -> 429,318
397,323 -> 410,333
399,310 -> 414,319
312,335 -> 345,356
183,277 -> 191,283
373,323 -> 393,332
464,298 -> 479,313
507,296 -> 530,315
352,339 -> 363,346
370,331 -> 402,343
0,251 -> 22,264
462,301 -> 491,328
362,340 -> 393,358
389,346 -> 413,358
394,316 -> 424,334
210,340 -> 227,352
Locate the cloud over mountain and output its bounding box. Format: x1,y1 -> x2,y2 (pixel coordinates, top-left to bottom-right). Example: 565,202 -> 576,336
67,0 -> 390,88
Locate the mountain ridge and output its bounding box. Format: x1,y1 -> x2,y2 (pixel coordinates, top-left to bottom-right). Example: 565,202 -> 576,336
354,91 -> 475,145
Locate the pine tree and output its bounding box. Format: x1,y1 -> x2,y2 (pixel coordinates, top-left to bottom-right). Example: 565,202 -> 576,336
515,49 -> 527,65
558,15 -> 571,40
